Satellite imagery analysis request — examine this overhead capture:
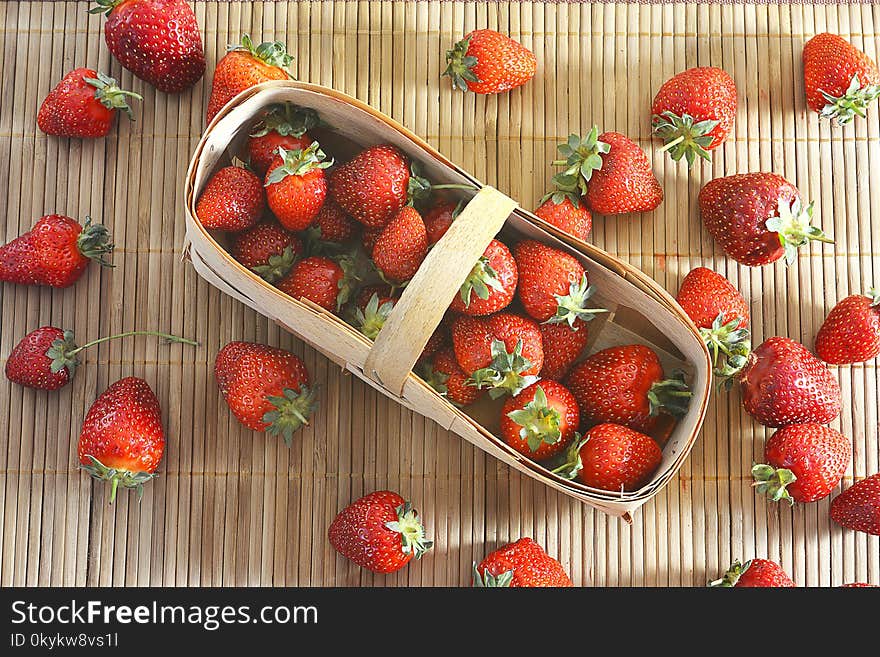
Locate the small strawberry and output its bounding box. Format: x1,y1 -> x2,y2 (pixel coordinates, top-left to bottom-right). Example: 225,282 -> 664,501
473,538 -> 572,587
449,239 -> 517,316
815,289 -> 880,364
539,319 -> 590,381
831,473 -> 880,536
424,201 -> 459,246
329,490 -> 432,574
38,68 -> 141,138
90,0 -> 205,93
196,166 -> 266,232
803,33 -> 880,125
329,145 -> 410,229
230,220 -> 302,283
587,132 -> 663,215
214,341 -> 317,445
651,66 -> 737,166
304,197 -> 356,247
709,559 -> 795,587
500,381 -> 579,461
372,206 -> 428,284
78,377 -> 165,503
247,103 -> 318,178
265,142 -> 332,231
354,292 -> 396,340
0,215 -> 112,288
276,255 -> 354,313
752,424 -> 851,504
423,347 -> 483,407
533,195 -> 593,242
443,29 -> 536,95
699,173 -> 832,266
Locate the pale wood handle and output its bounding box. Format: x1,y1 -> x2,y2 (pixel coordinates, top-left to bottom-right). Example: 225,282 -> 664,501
363,186 -> 518,396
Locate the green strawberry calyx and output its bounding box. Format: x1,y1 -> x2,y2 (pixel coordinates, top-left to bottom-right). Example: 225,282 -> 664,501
385,502 -> 433,559
819,74 -> 880,126
77,217 -> 115,267
647,369 -> 693,418
231,34 -> 295,78
81,455 -> 157,504
355,293 -> 396,340
700,313 -> 752,380
540,174 -> 582,208
547,273 -> 609,328
84,72 -> 142,121
467,339 -> 537,399
250,103 -> 320,138
407,161 -> 475,206
867,287 -> 880,307
265,142 -> 332,185
765,196 -> 833,266
751,463 -> 797,506
549,433 -> 588,481
652,110 -> 720,167
472,563 -> 514,587
87,0 -> 126,17
335,250 -> 368,311
506,385 -> 563,452
458,256 -> 505,307
252,245 -> 297,283
550,127 -> 611,196
421,361 -> 450,397
442,36 -> 479,91
708,559 -> 752,587
262,385 -> 319,447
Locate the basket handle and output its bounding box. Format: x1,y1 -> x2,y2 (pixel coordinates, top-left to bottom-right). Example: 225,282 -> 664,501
362,186 -> 517,396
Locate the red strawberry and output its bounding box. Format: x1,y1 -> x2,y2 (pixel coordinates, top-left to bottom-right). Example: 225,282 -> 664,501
473,538 -> 572,587
424,202 -> 458,246
699,173 -> 832,267
206,35 -> 292,123
305,197 -> 356,246
354,292 -> 396,340
423,348 -> 483,407
230,220 -> 302,283
38,68 -> 141,138
90,0 -> 205,93
78,377 -> 165,503
709,559 -> 795,587
196,166 -> 266,232
841,583 -> 878,587
831,473 -> 880,536
421,323 -> 450,362
0,215 -> 112,288
214,341 -> 317,445
372,206 -> 428,284
815,290 -> 880,364
449,239 -> 517,316
361,226 -> 381,256
328,490 -> 432,574
651,66 -> 737,166
588,132 -> 663,215
752,423 -> 851,504
500,381 -> 579,461
533,196 -> 593,242
265,142 -> 332,231
329,145 -> 410,229
443,29 -> 536,95
803,33 -> 880,125
538,319 -> 590,381
565,344 -> 691,434
247,103 -> 318,178
276,256 -> 353,313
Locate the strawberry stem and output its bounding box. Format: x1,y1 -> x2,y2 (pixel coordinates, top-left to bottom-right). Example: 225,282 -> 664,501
651,111 -> 719,167
472,563 -> 514,587
80,455 -> 157,504
819,74 -> 880,125
72,331 -> 200,354
442,37 -> 480,91
84,72 -> 142,120
751,463 -> 797,506
384,502 -> 433,559
765,196 -> 833,266
76,217 -> 114,267
265,142 -> 332,185
506,385 -> 563,452
262,385 -> 319,447
231,34 -> 295,77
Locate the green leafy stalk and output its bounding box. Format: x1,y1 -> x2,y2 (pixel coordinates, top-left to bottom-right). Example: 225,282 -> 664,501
765,196 -> 833,266
76,217 -> 114,267
505,385 -> 563,453
546,273 -> 609,328
385,502 -> 433,559
751,463 -> 797,506
264,141 -> 332,185
84,72 -> 142,120
651,110 -> 720,167
442,36 -> 479,91
819,74 -> 880,125
550,127 -> 611,196
699,313 -> 752,381
472,563 -> 514,587
231,34 -> 295,77
467,339 -> 537,399
263,385 -> 319,447
80,455 -> 157,504
646,369 -> 692,418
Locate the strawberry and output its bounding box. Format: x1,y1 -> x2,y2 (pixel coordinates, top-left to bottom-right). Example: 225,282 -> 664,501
5,326 -> 196,391
815,290 -> 880,364
424,201 -> 459,246
539,319 -> 589,381
548,127 -> 610,199
304,197 -> 356,246
587,132 -> 663,215
372,206 -> 428,284
699,173 -> 832,267
451,312 -> 543,398
265,142 -> 332,231
230,220 -> 302,283
214,341 -> 317,445
473,538 -> 572,587
329,145 -> 410,228
709,559 -> 795,587
651,66 -> 737,166
38,68 -> 141,138
328,490 -> 432,574
0,215 -> 112,288
276,255 -> 354,313
830,473 -> 880,536
423,348 -> 483,407
361,226 -> 381,256
420,321 -> 451,363
500,381 -> 579,461
533,196 -> 592,242
752,423 -> 851,504
354,292 -> 396,340
247,103 -> 318,178
565,344 -> 691,434
449,239 -> 517,316
90,0 -> 205,93
206,35 -> 293,123
443,29 -> 536,95
803,33 -> 880,125
196,166 -> 266,232
355,284 -> 395,311
78,377 -> 165,503
841,583 -> 878,587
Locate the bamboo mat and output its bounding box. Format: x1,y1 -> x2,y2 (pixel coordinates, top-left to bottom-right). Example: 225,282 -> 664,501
1,1 -> 878,588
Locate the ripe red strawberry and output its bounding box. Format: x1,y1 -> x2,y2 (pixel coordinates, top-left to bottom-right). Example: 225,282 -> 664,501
206,35 -> 293,123
443,29 -> 536,95
424,201 -> 458,246
78,377 -> 164,503
247,103 -> 318,178
533,196 -> 593,242
354,292 -> 396,340
305,197 -> 355,246
372,206 -> 428,284
230,220 -> 302,283
265,142 -> 332,231
5,326 -> 196,391
329,490 -> 432,574
737,336 -> 841,428
584,132 -> 662,215
473,537 -> 572,587
500,381 -> 579,461
196,166 -> 265,232
0,215 -> 112,288
538,319 -> 590,381
699,173 -> 832,267
803,33 -> 880,125
651,66 -> 737,166
276,255 -> 353,313
329,145 -> 410,228
815,290 -> 880,364
38,68 -> 141,138
831,473 -> 880,536
449,239 -> 517,316
423,347 -> 483,407
709,559 -> 795,587
565,344 -> 691,434
752,423 -> 851,504
214,341 -> 317,445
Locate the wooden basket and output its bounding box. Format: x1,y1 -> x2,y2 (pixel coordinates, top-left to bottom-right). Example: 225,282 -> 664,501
183,80 -> 713,520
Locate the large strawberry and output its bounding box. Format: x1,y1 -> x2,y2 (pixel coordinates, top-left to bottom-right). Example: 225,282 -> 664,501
423,347 -> 483,407
276,255 -> 355,313
247,103 -> 318,178
500,381 -> 579,461
78,377 -> 165,503
533,195 -> 592,242
196,166 -> 266,232
803,32 -> 880,125
442,29 -> 536,95
449,239 -> 517,316
831,473 -> 880,536
651,66 -> 737,166
699,173 -> 832,266
473,538 -> 572,587
214,341 -> 317,445
304,197 -> 356,247
90,0 -> 205,93
0,215 -> 112,288
265,142 -> 332,231
372,206 -> 428,284
815,290 -> 880,364
38,68 -> 141,138
329,145 -> 410,228
752,423 -> 851,504
709,559 -> 795,587
328,490 -> 432,574
539,319 -> 590,381
585,132 -> 663,215
230,220 -> 302,283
